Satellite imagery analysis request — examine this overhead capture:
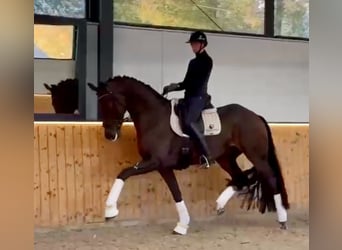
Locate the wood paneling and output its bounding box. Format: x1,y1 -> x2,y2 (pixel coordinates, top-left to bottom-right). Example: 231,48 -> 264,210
34,123 -> 309,227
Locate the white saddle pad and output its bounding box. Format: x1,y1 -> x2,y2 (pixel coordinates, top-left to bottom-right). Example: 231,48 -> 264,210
170,99 -> 221,138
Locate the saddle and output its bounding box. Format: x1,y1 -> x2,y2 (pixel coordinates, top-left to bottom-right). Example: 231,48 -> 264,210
170,95 -> 221,138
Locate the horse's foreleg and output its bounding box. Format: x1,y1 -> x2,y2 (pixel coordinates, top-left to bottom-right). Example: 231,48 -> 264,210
159,168 -> 190,235
105,159 -> 159,220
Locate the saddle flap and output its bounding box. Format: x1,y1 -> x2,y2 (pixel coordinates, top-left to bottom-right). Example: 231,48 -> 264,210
170,99 -> 189,137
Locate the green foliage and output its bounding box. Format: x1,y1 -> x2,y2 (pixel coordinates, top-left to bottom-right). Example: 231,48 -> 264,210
34,0 -> 85,18
113,0 -> 265,34
34,0 -> 309,38
113,0 -> 308,37
275,0 -> 309,38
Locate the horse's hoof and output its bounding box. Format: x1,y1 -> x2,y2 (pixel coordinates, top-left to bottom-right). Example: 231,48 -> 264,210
105,216 -> 116,222
172,230 -> 184,235
279,222 -> 288,230
217,208 -> 225,215
104,205 -> 119,218
173,223 -> 188,235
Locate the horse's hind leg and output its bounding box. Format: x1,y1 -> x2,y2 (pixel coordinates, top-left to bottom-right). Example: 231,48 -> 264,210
215,148 -> 251,214
218,147 -> 250,189
246,156 -> 288,229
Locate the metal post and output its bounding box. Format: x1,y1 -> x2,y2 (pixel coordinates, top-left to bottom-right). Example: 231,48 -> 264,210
97,0 -> 114,120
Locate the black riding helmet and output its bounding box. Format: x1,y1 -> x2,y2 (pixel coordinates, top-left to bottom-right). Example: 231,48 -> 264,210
186,31 -> 208,47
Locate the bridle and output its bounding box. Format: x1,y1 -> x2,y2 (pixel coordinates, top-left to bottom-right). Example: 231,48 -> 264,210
97,91 -> 124,129
98,91 -> 113,101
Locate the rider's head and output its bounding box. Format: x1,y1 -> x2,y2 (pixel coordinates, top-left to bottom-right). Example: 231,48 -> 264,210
186,31 -> 208,54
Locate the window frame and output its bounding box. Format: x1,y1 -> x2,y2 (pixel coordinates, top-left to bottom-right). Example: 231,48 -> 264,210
34,0 -> 113,122
34,14 -> 88,122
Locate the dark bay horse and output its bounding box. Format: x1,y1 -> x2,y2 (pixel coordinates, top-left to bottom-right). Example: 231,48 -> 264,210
87,75 -> 289,235
44,78 -> 79,114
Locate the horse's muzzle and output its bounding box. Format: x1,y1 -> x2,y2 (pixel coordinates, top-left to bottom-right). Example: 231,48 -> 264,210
104,128 -> 119,142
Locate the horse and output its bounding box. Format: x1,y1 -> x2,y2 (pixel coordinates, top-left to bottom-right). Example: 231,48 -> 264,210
87,75 -> 290,235
44,78 -> 79,114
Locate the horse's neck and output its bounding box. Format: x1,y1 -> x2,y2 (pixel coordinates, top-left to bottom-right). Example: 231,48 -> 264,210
124,81 -> 169,129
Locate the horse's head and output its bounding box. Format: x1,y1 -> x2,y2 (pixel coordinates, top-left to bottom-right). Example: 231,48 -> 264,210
44,78 -> 79,114
88,80 -> 126,141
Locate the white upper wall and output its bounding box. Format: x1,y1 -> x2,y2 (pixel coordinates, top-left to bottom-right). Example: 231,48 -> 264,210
113,26 -> 308,122
34,59 -> 75,93
34,25 -> 309,122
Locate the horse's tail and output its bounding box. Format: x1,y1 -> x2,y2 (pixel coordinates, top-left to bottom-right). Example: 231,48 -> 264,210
258,115 -> 290,210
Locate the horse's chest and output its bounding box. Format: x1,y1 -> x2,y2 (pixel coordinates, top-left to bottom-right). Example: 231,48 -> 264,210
135,136 -> 151,157
136,133 -> 165,158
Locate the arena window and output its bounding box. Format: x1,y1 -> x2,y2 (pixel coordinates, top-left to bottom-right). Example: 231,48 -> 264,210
113,0 -> 309,40
34,0 -> 86,19
34,24 -> 75,60
274,0 -> 309,38
113,0 -> 265,35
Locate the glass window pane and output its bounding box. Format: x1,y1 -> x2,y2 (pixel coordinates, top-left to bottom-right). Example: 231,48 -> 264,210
114,0 -> 265,34
34,24 -> 74,59
34,0 -> 86,18
274,0 -> 309,38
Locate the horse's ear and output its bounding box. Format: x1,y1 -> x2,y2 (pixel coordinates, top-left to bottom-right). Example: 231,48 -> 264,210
87,83 -> 98,92
44,83 -> 52,91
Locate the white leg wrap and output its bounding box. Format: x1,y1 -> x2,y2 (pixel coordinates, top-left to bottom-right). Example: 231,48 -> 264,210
173,200 -> 190,235
216,186 -> 237,210
105,178 -> 124,218
274,194 -> 287,222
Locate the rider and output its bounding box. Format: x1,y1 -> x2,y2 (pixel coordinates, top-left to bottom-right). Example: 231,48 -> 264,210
162,31 -> 216,169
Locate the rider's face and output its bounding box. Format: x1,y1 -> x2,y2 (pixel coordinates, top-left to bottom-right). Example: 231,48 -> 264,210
190,42 -> 203,53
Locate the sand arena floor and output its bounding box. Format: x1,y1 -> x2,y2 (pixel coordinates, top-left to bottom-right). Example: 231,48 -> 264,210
35,210 -> 309,250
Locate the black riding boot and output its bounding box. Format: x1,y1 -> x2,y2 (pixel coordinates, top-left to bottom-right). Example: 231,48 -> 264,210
189,123 -> 216,168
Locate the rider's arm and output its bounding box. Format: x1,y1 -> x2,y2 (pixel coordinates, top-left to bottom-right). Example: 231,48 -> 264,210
175,60 -> 194,90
